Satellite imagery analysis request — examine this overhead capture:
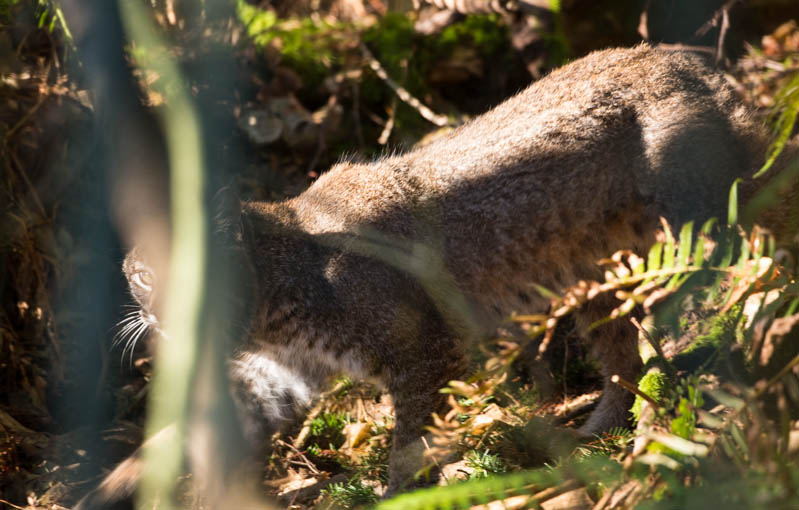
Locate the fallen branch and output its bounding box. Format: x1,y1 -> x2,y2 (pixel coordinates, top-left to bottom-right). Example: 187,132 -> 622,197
360,44 -> 449,127
611,374 -> 660,409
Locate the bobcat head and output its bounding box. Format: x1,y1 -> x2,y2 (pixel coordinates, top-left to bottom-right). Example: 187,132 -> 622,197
114,247 -> 163,362
114,187 -> 246,362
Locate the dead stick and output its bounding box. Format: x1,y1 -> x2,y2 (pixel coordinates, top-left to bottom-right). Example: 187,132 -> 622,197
694,0 -> 742,38
611,374 -> 660,409
715,6 -> 730,65
630,317 -> 665,360
360,44 -> 448,127
0,498 -> 27,510
592,482 -> 622,510
378,97 -> 396,145
532,479 -> 581,504
5,96 -> 46,140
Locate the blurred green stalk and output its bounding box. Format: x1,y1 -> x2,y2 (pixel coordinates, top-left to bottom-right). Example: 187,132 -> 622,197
117,2 -> 206,508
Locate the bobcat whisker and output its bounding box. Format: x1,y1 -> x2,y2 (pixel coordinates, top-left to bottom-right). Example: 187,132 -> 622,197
113,331 -> 138,362
111,325 -> 135,350
114,314 -> 141,329
114,314 -> 142,338
111,310 -> 140,327
121,321 -> 149,368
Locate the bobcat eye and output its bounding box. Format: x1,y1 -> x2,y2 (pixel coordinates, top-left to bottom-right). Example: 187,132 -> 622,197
132,270 -> 153,291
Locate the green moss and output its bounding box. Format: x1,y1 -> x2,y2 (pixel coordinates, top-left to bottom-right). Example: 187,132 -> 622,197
237,0 -> 344,91
237,1 -> 278,37
360,13 -> 421,126
362,12 -> 416,72
631,369 -> 668,422
437,14 -> 508,58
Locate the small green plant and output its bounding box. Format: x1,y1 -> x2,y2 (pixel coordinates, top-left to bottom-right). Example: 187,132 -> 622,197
436,14 -> 509,58
309,411 -> 351,450
669,382 -> 703,441
322,479 -> 378,509
352,436 -> 391,483
465,450 -> 507,479
236,0 -> 346,90
756,71 -> 799,177
1,0 -> 72,41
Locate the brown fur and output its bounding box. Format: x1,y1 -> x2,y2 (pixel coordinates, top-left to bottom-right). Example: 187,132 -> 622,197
84,45 -> 799,506
229,45 -> 795,492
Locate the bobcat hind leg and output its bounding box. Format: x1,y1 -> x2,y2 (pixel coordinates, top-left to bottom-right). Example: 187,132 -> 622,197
575,299 -> 643,436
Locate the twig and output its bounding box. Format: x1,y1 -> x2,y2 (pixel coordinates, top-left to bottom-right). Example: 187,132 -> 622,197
5,96 -> 46,141
363,107 -> 387,127
9,150 -> 47,218
0,498 -> 28,510
45,29 -> 61,77
554,394 -> 600,425
378,98 -> 396,145
694,0 -> 742,38
657,43 -> 715,55
562,332 -> 569,401
472,421 -> 497,451
715,6 -> 730,65
307,94 -> 339,177
275,438 -> 322,475
637,1 -> 650,40
611,375 -> 660,409
751,353 -> 799,403
592,481 -> 622,510
630,317 -> 665,360
532,479 -> 581,504
535,322 -> 556,361
703,353 -> 799,460
360,43 -> 448,127
470,478 -> 579,510
420,435 -> 444,482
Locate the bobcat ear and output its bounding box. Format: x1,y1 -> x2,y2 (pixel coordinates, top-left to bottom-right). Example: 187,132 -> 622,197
212,185 -> 243,243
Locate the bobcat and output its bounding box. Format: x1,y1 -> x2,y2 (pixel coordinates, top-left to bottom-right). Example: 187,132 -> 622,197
82,45 -> 798,506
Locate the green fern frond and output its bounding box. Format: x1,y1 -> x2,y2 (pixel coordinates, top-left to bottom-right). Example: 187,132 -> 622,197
754,72 -> 799,178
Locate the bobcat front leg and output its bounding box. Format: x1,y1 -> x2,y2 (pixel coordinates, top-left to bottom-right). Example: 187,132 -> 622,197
384,337 -> 467,496
385,388 -> 446,496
